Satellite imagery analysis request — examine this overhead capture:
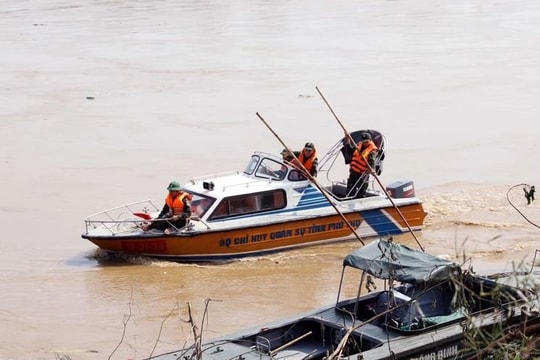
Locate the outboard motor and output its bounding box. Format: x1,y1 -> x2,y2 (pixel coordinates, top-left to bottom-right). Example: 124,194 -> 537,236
386,180 -> 416,198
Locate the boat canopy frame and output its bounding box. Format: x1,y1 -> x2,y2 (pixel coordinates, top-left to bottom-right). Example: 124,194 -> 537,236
334,238 -> 462,324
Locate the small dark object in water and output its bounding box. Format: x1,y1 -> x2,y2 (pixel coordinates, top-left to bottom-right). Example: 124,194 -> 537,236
524,186 -> 535,205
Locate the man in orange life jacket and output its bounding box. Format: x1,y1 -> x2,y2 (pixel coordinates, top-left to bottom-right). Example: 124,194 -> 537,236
345,132 -> 378,198
280,142 -> 318,177
298,142 -> 318,177
142,181 -> 192,233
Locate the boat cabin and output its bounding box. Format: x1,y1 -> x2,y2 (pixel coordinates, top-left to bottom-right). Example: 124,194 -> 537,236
185,151 -> 310,221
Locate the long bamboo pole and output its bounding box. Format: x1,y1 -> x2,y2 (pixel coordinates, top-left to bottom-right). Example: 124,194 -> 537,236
255,112 -> 365,246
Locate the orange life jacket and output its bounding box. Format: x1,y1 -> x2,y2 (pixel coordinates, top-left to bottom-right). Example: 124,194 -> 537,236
282,154 -> 301,172
165,192 -> 192,215
350,141 -> 377,173
298,150 -> 317,174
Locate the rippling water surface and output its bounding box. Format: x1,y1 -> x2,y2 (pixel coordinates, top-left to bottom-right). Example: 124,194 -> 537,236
1,1 -> 540,359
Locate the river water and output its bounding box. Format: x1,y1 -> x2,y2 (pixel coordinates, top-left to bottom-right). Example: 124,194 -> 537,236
1,1 -> 540,359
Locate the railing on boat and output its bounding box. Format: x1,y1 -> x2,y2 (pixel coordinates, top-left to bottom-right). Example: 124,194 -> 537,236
83,199 -> 160,235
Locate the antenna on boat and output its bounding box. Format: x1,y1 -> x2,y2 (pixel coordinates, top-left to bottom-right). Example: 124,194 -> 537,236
315,86 -> 425,252
255,112 -> 366,246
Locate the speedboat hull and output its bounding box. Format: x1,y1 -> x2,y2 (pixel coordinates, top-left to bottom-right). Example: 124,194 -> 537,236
83,202 -> 425,261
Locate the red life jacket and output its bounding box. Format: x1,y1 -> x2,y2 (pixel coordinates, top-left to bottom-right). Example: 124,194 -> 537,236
350,141 -> 377,173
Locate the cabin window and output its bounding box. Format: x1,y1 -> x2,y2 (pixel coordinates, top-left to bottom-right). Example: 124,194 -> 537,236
243,155 -> 260,175
288,169 -> 307,182
229,197 -> 256,215
208,190 -> 287,220
273,191 -> 285,206
211,201 -> 230,219
260,193 -> 275,210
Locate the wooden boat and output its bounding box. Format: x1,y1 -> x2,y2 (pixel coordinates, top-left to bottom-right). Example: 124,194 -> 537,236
81,130 -> 426,262
144,238 -> 540,360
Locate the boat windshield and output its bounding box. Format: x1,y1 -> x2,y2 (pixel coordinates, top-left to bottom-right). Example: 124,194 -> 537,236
255,158 -> 287,180
243,154 -> 289,181
243,155 -> 260,175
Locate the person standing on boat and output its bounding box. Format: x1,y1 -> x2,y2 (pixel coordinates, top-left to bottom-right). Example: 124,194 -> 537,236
345,133 -> 378,198
141,181 -> 192,233
297,142 -> 318,177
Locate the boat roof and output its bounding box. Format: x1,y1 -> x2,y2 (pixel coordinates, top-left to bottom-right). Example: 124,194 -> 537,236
343,239 -> 460,284
183,151 -> 309,197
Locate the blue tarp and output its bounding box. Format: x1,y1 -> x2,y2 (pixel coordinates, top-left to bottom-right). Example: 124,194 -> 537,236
343,239 -> 460,284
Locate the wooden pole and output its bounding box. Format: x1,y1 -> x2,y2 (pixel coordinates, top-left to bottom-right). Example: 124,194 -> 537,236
256,112 -> 365,246
315,86 -> 424,252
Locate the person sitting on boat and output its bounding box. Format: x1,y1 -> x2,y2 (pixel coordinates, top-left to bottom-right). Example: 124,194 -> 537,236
141,181 -> 192,233
277,148 -> 301,178
344,132 -> 378,198
297,142 -> 318,177
280,143 -> 318,177
281,148 -> 300,164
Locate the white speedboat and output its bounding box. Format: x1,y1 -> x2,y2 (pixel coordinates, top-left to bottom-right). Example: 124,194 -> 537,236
82,130 -> 426,262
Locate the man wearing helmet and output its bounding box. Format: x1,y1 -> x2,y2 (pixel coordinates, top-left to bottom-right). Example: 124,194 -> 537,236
142,180 -> 192,233
280,142 -> 318,177
297,142 -> 318,177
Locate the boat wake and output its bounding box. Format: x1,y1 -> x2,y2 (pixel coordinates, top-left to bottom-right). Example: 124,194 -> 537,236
416,182 -> 540,264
